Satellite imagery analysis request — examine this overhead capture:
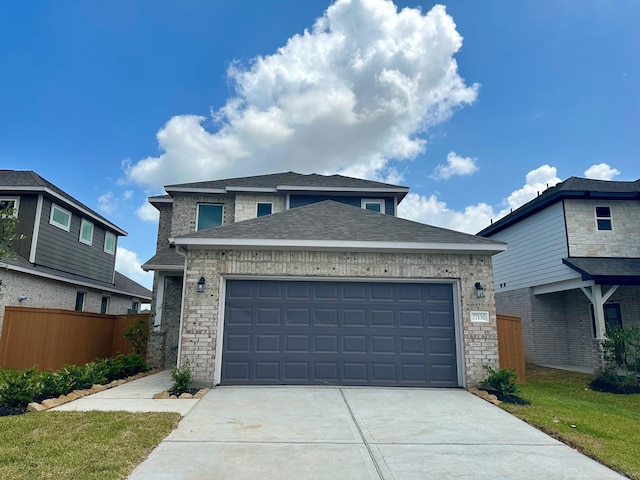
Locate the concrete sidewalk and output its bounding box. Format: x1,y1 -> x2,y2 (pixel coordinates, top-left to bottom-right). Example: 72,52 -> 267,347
128,387 -> 625,480
51,370 -> 199,416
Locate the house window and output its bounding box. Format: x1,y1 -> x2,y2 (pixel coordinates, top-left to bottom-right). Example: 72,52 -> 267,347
104,231 -> 116,255
75,292 -> 86,311
50,204 -> 71,231
131,301 -> 139,314
79,219 -> 94,246
256,202 -> 273,217
100,296 -> 110,314
0,198 -> 19,217
595,206 -> 613,231
362,199 -> 384,213
197,204 -> 223,231
591,303 -> 622,336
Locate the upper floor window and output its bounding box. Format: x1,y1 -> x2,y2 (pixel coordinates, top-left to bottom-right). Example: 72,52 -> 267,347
104,231 -> 116,255
79,219 -> 94,245
256,202 -> 273,217
595,206 -> 613,231
362,199 -> 384,213
75,291 -> 86,311
50,203 -> 71,231
0,197 -> 19,217
197,204 -> 223,231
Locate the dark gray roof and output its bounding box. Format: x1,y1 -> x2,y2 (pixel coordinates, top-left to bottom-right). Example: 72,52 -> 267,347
165,171 -> 408,194
0,170 -> 126,235
478,176 -> 640,237
563,257 -> 640,285
141,247 -> 184,271
2,253 -> 151,300
175,200 -> 505,253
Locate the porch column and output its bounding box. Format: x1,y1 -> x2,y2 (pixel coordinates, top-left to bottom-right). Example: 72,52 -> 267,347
580,284 -> 619,339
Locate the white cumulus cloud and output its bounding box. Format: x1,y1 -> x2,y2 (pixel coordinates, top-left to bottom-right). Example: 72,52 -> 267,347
398,164 -> 562,234
98,192 -> 116,215
431,151 -> 478,180
137,202 -> 159,222
584,163 -> 620,180
115,247 -> 153,289
121,0 -> 478,190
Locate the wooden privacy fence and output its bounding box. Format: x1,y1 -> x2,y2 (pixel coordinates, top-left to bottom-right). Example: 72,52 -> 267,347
496,313 -> 526,384
0,307 -> 149,371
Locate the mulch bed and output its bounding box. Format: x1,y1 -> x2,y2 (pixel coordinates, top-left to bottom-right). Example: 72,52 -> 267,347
589,377 -> 640,395
0,405 -> 27,417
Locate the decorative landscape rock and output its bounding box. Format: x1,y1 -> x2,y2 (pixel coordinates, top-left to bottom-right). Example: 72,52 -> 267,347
152,388 -> 210,400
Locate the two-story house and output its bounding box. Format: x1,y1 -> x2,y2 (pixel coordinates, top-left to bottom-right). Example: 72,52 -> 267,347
143,172 -> 506,388
0,170 -> 151,333
478,176 -> 640,370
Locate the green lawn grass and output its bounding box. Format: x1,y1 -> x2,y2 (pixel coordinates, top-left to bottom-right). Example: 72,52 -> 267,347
501,365 -> 640,480
0,411 -> 180,479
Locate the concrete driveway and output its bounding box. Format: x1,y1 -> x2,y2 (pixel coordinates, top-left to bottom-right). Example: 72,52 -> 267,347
129,387 -> 624,480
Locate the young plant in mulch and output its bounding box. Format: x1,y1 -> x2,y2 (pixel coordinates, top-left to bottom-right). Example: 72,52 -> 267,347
481,365 -> 529,404
170,361 -> 198,396
590,326 -> 640,395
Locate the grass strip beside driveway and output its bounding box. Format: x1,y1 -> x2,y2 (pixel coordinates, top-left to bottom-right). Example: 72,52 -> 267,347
501,365 -> 640,480
0,411 -> 180,480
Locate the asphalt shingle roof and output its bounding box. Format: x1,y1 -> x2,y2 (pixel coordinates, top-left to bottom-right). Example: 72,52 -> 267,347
562,257 -> 640,285
479,176 -> 640,236
141,247 -> 184,270
175,200 -> 504,252
165,171 -> 408,191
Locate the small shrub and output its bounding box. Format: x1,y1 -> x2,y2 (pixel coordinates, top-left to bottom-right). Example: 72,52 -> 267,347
482,365 -> 519,397
0,367 -> 39,408
123,315 -> 153,355
171,361 -> 192,395
602,326 -> 640,376
116,353 -> 149,378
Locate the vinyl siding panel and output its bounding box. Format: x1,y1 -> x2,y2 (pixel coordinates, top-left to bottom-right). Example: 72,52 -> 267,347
33,198 -> 116,283
489,201 -> 578,292
289,195 -> 395,215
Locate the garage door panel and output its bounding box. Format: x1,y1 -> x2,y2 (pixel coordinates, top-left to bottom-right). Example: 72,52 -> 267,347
222,280 -> 457,387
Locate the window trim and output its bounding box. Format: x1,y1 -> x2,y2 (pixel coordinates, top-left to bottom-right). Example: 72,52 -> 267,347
595,206 -> 613,231
50,203 -> 72,231
104,231 -> 116,255
196,203 -> 224,231
75,291 -> 86,312
79,219 -> 94,246
256,202 -> 273,217
0,197 -> 19,217
361,199 -> 385,214
100,296 -> 110,314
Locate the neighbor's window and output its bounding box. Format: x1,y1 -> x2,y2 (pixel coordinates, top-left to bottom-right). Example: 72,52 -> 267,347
100,296 -> 110,314
50,204 -> 71,231
362,199 -> 384,213
595,206 -> 613,231
197,204 -> 223,230
104,231 -> 116,255
256,202 -> 273,217
0,198 -> 19,217
75,292 -> 86,311
131,301 -> 139,314
79,219 -> 94,245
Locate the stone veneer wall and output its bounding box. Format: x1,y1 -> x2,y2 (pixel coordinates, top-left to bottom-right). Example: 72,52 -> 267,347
234,194 -> 287,223
565,199 -> 640,257
155,203 -> 173,249
171,194 -> 236,237
178,249 -> 499,387
162,276 -> 184,366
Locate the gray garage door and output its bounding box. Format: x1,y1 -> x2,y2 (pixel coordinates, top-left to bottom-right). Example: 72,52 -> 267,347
222,280 -> 458,387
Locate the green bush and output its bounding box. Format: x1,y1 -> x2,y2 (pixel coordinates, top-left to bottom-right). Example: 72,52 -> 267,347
123,315 -> 153,355
0,367 -> 39,408
171,361 -> 192,395
482,365 -> 519,397
602,326 -> 640,376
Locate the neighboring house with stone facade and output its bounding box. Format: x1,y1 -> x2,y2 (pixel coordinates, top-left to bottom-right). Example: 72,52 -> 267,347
142,172 -> 506,388
478,176 -> 640,370
0,170 -> 151,333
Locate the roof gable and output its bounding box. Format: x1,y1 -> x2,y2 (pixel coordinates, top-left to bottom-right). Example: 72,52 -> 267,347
174,200 -> 505,254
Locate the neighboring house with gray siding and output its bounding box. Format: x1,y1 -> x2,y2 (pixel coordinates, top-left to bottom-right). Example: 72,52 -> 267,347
143,172 -> 506,388
0,170 -> 151,333
478,176 -> 640,369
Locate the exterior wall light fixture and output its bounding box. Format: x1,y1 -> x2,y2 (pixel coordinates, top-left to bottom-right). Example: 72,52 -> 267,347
197,277 -> 206,293
475,282 -> 485,299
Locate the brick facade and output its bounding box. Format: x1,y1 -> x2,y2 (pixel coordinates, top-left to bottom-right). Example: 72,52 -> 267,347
234,194 -> 286,223
178,249 -> 499,387
171,194 -> 235,236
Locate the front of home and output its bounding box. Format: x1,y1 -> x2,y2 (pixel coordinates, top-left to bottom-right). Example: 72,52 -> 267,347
143,172 -> 506,387
0,170 -> 151,333
478,177 -> 640,369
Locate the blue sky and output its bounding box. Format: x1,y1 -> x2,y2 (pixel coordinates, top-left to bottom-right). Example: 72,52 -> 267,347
1,0 -> 638,289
